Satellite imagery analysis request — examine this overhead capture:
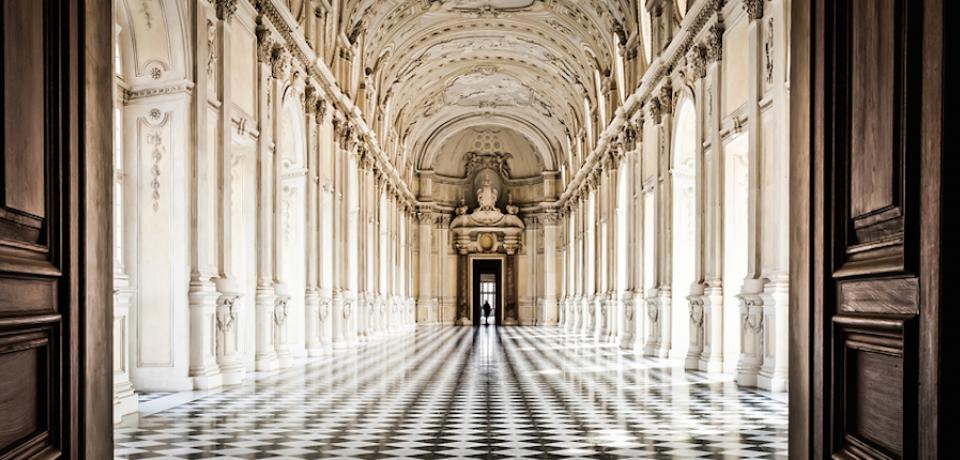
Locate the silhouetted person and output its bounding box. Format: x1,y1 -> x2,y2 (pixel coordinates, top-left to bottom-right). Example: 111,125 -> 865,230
482,301 -> 492,325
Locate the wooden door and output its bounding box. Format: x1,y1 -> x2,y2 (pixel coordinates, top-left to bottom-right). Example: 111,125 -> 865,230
0,0 -> 112,458
794,0 -> 949,457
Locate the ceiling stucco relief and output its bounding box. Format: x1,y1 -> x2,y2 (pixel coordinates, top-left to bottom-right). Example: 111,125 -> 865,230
442,0 -> 537,13
444,70 -> 533,108
336,0 -> 635,186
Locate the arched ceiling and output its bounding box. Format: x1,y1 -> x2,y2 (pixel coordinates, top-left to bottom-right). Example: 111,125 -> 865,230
432,126 -> 543,179
340,0 -> 634,176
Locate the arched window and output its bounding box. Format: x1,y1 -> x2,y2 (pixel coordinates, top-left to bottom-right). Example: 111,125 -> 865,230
671,98 -> 697,358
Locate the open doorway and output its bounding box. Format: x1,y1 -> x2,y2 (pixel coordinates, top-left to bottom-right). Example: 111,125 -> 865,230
472,259 -> 502,326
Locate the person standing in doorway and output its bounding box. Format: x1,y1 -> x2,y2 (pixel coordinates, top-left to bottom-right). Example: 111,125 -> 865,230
482,301 -> 492,325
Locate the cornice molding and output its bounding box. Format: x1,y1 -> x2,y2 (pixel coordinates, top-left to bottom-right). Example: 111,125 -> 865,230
558,0 -> 723,207
123,80 -> 195,102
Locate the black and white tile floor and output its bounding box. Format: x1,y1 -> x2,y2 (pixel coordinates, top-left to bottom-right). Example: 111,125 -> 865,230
115,327 -> 788,459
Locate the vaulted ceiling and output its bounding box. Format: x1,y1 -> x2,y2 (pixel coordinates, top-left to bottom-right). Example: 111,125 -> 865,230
339,0 -> 635,177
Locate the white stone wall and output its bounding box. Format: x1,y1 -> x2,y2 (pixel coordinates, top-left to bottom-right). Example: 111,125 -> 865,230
557,0 -> 791,392
112,0 -> 420,422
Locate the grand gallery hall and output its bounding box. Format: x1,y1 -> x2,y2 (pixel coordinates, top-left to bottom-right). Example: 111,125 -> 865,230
0,0 -> 951,459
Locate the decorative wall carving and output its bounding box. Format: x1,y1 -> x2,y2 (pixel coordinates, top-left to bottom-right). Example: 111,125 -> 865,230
145,128 -> 164,211
464,151 -> 512,179
140,0 -> 156,29
206,20 -> 218,91
764,17 -> 774,83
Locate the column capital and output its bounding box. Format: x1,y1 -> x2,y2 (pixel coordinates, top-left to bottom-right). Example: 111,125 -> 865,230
304,85 -> 318,112
706,20 -> 725,62
685,43 -> 708,82
742,0 -> 764,21
216,0 -> 238,22
659,82 -> 673,115
647,98 -> 663,125
270,45 -> 292,80
256,26 -> 273,64
314,97 -> 328,122
541,212 -> 561,226
417,212 -> 436,226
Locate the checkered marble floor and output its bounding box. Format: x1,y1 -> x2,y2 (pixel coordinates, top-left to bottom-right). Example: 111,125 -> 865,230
115,326 -> 788,459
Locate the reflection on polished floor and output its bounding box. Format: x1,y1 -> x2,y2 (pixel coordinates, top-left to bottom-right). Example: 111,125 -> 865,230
115,327 -> 788,459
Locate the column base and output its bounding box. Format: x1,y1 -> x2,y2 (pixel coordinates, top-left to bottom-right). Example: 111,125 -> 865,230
735,369 -> 759,387
255,354 -> 278,373
113,381 -> 138,422
220,364 -> 244,386
277,352 -> 292,369
757,370 -> 787,392
699,354 -> 724,373
190,365 -> 222,390
655,291 -> 672,358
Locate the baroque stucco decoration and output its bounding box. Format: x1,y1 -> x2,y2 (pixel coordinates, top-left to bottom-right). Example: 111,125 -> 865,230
340,0 -> 629,177
451,179 -> 524,255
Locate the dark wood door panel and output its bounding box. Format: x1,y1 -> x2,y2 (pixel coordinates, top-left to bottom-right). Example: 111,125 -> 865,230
810,0 -> 942,458
1,0 -> 49,248
0,327 -> 56,459
0,0 -> 70,458
833,0 -> 920,278
832,315 -> 916,459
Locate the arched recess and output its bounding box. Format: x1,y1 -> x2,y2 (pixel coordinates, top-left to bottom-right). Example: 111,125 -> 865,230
415,113 -> 559,172
114,0 -> 189,85
670,98 -> 697,359
615,166 -> 631,298
723,133 -> 750,374
277,95 -> 308,357
615,164 -> 632,342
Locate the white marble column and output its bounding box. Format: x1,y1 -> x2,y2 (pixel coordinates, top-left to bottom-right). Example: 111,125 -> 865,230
736,5 -> 768,387
213,11 -> 245,383
112,104 -> 137,412
187,9 -> 222,391
684,53 -> 708,370
416,212 -> 436,323
641,172 -> 661,355
558,207 -> 568,329
655,85 -> 673,359
304,88 -> 322,356
357,152 -> 372,339
756,0 -> 790,392
379,187 -> 389,329
583,189 -> 597,335
631,130 -> 647,352
618,125 -> 639,350
329,116 -> 347,346
542,212 -> 559,325
595,166 -> 610,341
522,216 -> 538,325
699,22 -> 725,373
570,202 -> 579,332
253,32 -> 278,372
311,98 -> 333,351
344,142 -> 360,342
